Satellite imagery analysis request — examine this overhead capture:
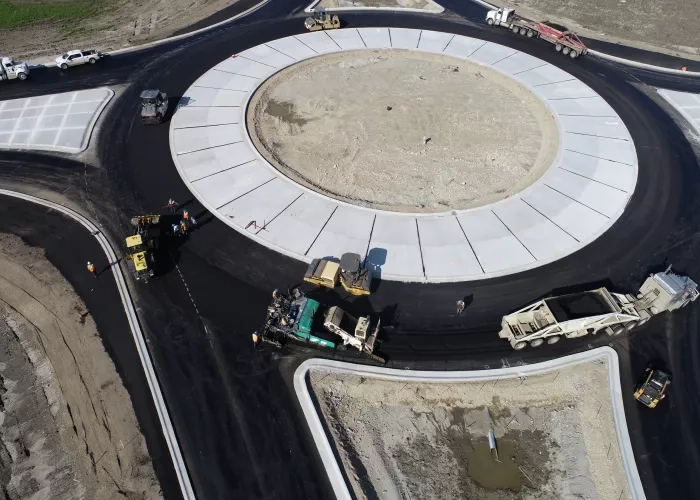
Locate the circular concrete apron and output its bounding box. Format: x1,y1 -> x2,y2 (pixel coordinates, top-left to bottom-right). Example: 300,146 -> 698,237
169,28 -> 637,282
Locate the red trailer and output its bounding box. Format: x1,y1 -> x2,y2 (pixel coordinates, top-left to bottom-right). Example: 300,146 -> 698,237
486,8 -> 588,59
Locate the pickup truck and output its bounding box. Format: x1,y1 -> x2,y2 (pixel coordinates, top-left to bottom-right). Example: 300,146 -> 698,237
0,57 -> 30,81
55,49 -> 103,69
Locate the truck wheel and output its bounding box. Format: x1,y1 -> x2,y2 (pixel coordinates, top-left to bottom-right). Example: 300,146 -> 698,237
89,58 -> 96,64
527,30 -> 534,37
487,18 -> 494,26
624,321 -> 638,332
519,28 -> 527,35
637,317 -> 649,326
555,44 -> 563,52
18,72 -> 28,80
60,63 -> 68,70
562,47 -> 570,55
612,325 -> 625,336
546,336 -> 560,345
529,338 -> 544,347
512,26 -> 519,34
513,341 -> 527,350
569,50 -> 579,58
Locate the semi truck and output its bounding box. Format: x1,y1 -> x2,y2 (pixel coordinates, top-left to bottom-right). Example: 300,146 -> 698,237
499,266 -> 698,350
485,8 -> 587,59
0,57 -> 29,81
257,288 -> 385,363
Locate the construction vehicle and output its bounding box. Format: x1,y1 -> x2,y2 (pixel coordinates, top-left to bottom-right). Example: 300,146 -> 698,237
258,288 -> 385,363
0,57 -> 29,81
499,266 -> 698,350
634,368 -> 670,408
485,8 -> 588,58
140,89 -> 168,125
304,252 -> 373,296
124,215 -> 159,282
304,11 -> 340,32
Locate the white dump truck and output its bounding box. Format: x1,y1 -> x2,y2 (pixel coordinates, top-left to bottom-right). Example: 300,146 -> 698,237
499,266 -> 698,350
0,57 -> 30,81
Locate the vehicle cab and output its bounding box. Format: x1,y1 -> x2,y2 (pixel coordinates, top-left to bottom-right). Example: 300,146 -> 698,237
0,57 -> 29,81
486,7 -> 515,25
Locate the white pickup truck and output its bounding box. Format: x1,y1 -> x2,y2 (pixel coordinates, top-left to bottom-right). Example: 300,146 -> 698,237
0,57 -> 30,81
55,49 -> 103,69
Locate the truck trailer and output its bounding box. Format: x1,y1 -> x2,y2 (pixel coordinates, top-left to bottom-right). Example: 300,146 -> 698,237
485,8 -> 588,58
499,266 -> 698,350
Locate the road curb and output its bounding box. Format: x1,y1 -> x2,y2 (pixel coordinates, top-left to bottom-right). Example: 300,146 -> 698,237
0,189 -> 196,500
28,0 -> 270,70
294,347 -> 646,500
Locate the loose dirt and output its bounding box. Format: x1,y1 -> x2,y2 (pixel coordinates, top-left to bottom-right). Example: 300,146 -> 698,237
308,358 -> 632,500
0,0 -> 243,63
314,0 -> 443,11
0,233 -> 162,500
248,49 -> 558,213
489,0 -> 700,61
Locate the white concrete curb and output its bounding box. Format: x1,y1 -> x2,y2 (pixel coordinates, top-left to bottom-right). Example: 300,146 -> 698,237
0,189 -> 196,500
469,0 -> 700,77
79,88 -> 114,153
28,0 -> 270,69
304,0 -> 444,14
293,347 -> 645,500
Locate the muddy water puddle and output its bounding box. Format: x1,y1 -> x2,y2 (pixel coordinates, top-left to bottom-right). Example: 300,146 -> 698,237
264,99 -> 308,126
467,439 -> 522,491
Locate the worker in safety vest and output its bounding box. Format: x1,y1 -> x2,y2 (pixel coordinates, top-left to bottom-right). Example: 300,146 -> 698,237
172,223 -> 180,235
180,220 -> 188,233
252,331 -> 260,345
272,288 -> 279,299
183,210 -> 190,221
87,261 -> 97,277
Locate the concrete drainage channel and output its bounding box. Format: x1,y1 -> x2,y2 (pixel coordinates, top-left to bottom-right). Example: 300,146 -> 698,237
294,347 -> 645,500
0,189 -> 196,500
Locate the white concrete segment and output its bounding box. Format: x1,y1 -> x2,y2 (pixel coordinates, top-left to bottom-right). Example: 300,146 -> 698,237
293,348 -> 646,500
0,88 -> 113,154
658,89 -> 700,136
170,29 -> 639,282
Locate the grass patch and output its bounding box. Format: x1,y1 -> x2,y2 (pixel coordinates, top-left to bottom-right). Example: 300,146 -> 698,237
0,0 -> 109,28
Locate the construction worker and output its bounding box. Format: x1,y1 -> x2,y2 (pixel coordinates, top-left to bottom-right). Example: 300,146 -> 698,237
172,223 -> 181,235
252,330 -> 260,345
456,299 -> 465,314
272,288 -> 279,299
87,261 -> 97,277
182,210 -> 190,221
166,198 -> 178,213
180,219 -> 188,233
189,216 -> 197,227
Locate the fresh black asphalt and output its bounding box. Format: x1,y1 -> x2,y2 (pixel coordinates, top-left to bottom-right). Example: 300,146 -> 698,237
1,1 -> 700,499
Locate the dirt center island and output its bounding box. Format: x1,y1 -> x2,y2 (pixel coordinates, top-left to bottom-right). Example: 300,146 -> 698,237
247,49 -> 559,213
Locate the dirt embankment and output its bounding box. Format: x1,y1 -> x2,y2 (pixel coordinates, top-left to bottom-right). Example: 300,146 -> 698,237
309,358 -> 631,500
489,0 -> 700,61
1,0 -> 242,62
0,233 -> 162,500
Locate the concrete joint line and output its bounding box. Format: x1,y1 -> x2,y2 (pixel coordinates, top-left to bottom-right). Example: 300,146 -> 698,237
293,347 -> 645,500
0,189 -> 196,500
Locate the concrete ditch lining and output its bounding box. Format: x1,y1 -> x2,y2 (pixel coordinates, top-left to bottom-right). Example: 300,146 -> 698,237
293,346 -> 645,500
0,189 -> 196,500
304,0 -> 445,14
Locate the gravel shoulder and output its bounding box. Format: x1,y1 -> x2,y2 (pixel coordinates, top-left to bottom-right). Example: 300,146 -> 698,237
309,358 -> 631,500
488,0 -> 700,62
313,0 -> 443,11
0,0 -> 242,62
0,233 -> 162,500
248,49 -> 558,213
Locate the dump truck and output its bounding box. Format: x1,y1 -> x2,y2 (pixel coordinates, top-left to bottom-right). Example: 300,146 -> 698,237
124,215 -> 159,282
304,11 -> 340,32
634,368 -> 670,408
304,252 -> 373,296
0,57 -> 29,81
257,288 -> 385,363
140,89 -> 168,125
485,8 -> 587,58
499,266 -> 698,350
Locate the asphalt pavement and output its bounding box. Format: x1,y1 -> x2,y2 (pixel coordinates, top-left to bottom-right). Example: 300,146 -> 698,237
2,1 -> 700,499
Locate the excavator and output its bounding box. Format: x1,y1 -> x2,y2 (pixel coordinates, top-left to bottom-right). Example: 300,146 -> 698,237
124,215 -> 159,282
304,252 -> 373,296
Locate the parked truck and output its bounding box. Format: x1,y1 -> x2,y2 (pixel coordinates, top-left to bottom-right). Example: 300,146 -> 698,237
499,266 -> 698,350
485,8 -> 587,58
55,49 -> 104,70
0,57 -> 29,81
257,288 -> 385,363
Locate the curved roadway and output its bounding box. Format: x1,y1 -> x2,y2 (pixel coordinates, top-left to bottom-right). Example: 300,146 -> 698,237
1,1 -> 700,500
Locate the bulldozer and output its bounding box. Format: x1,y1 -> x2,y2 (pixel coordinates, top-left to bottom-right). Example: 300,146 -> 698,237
125,215 -> 159,282
304,11 -> 340,32
304,252 -> 372,296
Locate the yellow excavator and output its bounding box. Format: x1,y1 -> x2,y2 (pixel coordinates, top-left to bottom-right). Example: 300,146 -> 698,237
125,215 -> 159,283
304,252 -> 373,296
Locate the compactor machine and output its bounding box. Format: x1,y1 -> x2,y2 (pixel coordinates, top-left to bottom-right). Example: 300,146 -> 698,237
304,11 -> 340,31
125,215 -> 159,282
304,252 -> 373,296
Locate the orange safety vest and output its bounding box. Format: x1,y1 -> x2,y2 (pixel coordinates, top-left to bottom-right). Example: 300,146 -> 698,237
87,263 -> 96,273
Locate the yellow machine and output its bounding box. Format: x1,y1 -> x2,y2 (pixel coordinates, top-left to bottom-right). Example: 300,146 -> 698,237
303,11 -> 340,31
304,252 -> 372,296
125,215 -> 159,282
